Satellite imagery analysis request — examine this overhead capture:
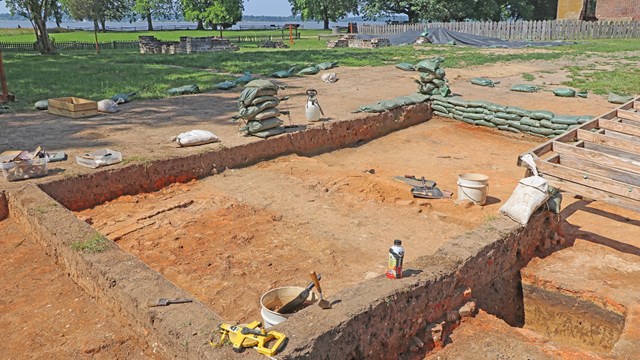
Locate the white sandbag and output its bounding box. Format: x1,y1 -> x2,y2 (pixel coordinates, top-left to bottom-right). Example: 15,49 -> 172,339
321,73 -> 338,83
97,99 -> 118,113
499,154 -> 549,225
175,130 -> 219,147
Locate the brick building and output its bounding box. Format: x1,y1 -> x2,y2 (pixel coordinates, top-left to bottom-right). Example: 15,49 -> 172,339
557,0 -> 640,20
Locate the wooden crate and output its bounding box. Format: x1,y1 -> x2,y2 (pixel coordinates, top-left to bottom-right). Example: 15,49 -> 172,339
48,97 -> 97,118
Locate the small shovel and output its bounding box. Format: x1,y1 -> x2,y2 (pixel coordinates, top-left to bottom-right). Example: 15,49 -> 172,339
278,274 -> 321,314
310,271 -> 331,309
147,298 -> 192,308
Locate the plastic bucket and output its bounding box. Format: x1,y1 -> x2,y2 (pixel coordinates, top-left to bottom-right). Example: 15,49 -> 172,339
260,287 -> 317,328
457,173 -> 489,205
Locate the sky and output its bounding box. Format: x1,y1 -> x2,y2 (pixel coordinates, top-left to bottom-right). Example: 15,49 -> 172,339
0,1 -> 294,16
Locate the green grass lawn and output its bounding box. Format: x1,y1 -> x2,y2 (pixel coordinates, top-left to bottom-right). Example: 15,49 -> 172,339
2,33 -> 640,113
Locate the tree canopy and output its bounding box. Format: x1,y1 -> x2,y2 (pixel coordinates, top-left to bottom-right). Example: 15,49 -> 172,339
133,0 -> 179,30
5,0 -> 57,53
288,0 -> 358,29
181,0 -> 243,33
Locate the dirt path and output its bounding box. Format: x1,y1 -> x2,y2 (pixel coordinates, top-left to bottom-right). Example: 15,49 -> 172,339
0,219 -> 160,360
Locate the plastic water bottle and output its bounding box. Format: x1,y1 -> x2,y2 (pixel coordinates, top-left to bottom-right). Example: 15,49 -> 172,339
386,240 -> 405,279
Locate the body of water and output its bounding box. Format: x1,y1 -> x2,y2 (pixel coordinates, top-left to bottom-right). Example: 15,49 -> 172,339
0,19 -> 385,31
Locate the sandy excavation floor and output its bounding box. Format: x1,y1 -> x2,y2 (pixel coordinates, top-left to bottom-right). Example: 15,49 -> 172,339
77,117 -> 539,322
0,219 -> 159,360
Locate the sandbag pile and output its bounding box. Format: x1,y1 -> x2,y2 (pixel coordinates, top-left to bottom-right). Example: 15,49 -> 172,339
237,80 -> 285,138
352,93 -> 430,113
430,95 -> 593,138
414,57 -> 451,97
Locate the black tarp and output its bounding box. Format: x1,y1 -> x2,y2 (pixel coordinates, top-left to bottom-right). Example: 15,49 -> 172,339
355,27 -> 570,48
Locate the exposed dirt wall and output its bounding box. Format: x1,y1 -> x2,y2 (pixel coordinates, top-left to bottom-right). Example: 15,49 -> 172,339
277,213 -> 558,359
39,103 -> 431,212
0,191 -> 7,220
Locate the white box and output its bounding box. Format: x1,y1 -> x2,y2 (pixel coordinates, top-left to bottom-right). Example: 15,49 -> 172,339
75,149 -> 122,169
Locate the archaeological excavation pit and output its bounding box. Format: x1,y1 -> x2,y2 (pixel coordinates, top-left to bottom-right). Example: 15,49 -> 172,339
4,98 -> 640,359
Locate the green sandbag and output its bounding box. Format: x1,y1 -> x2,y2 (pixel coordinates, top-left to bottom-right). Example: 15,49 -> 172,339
462,113 -> 485,121
420,73 -> 436,83
525,131 -> 546,138
506,120 -> 531,132
394,96 -> 417,106
435,68 -> 446,80
486,103 -> 506,112
437,85 -> 451,97
214,80 -> 236,90
240,117 -> 284,134
553,88 -> 576,97
433,110 -> 453,119
576,90 -> 588,98
470,78 -> 496,87
414,59 -> 439,73
520,117 -> 540,127
430,94 -> 447,102
554,129 -> 568,135
488,117 -> 508,126
271,67 -> 297,78
510,84 -> 538,93
167,84 -> 200,95
432,104 -> 449,113
498,125 -> 521,133
506,106 -> 531,117
540,120 -> 568,130
111,92 -> 136,103
378,99 -> 404,110
297,66 -> 320,75
608,92 -> 634,104
529,127 -> 555,136
432,78 -> 446,87
551,115 -> 581,125
34,100 -> 48,110
252,126 -> 286,139
254,108 -> 280,121
238,87 -> 279,108
353,103 -> 386,113
245,79 -> 280,91
495,112 -> 521,121
454,115 -> 474,124
433,100 -> 454,109
251,95 -> 280,106
447,97 -> 468,107
467,100 -> 490,108
577,115 -> 593,124
316,61 -> 338,70
529,110 -> 554,120
475,120 -> 497,128
235,71 -> 254,84
407,93 -> 430,103
419,83 -> 437,95
239,100 -> 279,120
458,107 -> 484,114
395,62 -> 415,71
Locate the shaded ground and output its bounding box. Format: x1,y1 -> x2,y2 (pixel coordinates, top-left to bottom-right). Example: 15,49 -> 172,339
77,117 -> 537,323
0,218 -> 159,360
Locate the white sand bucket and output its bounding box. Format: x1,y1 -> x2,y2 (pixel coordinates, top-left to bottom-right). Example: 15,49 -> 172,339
457,173 -> 489,205
260,287 -> 317,328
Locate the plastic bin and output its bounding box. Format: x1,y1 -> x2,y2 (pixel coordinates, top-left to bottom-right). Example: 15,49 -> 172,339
75,149 -> 122,169
1,155 -> 49,181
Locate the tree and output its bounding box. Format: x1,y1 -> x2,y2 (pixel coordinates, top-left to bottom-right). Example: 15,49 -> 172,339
134,0 -> 178,31
359,0 -> 426,23
4,0 -> 57,54
182,0 -> 243,36
62,0 -> 131,53
288,0 -> 357,30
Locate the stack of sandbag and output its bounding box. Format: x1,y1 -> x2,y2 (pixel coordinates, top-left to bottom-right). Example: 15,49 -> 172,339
352,93 -> 430,113
414,57 -> 451,97
237,80 -> 285,138
430,95 -> 593,138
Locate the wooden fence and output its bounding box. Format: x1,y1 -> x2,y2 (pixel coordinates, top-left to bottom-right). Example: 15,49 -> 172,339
359,20 -> 640,40
0,34 -> 300,52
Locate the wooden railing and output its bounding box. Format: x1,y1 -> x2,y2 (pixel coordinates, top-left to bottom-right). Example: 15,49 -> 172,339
359,20 -> 640,40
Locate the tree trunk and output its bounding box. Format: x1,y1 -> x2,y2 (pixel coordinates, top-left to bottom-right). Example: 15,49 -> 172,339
100,18 -> 107,33
146,12 -> 153,31
323,18 -> 329,30
32,16 -> 56,54
322,7 -> 329,30
407,11 -> 417,23
219,25 -> 223,38
93,19 -> 100,55
196,19 -> 204,30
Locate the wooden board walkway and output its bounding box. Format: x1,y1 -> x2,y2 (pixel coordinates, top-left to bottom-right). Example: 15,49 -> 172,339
520,96 -> 640,212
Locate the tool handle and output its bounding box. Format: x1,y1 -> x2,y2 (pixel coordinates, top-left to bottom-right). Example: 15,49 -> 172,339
404,174 -> 415,179
169,299 -> 192,305
310,271 -> 322,294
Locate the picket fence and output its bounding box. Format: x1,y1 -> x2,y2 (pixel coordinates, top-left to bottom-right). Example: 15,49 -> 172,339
359,20 -> 640,40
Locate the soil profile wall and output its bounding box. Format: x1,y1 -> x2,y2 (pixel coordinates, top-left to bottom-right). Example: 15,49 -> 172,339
39,103 -> 431,212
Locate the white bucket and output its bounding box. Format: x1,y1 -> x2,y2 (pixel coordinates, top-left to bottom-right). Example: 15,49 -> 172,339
457,173 -> 489,205
260,287 -> 317,328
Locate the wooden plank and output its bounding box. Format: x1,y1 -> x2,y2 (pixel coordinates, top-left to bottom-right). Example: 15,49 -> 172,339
583,142 -> 640,162
537,161 -> 640,201
523,129 -> 578,160
556,154 -> 640,186
618,109 -> 640,122
599,118 -> 640,137
541,173 -> 640,213
604,129 -> 640,143
577,129 -> 640,155
553,141 -> 640,174
47,106 -> 98,119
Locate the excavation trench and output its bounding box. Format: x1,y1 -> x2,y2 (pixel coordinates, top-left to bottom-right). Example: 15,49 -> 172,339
3,104 -> 632,359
